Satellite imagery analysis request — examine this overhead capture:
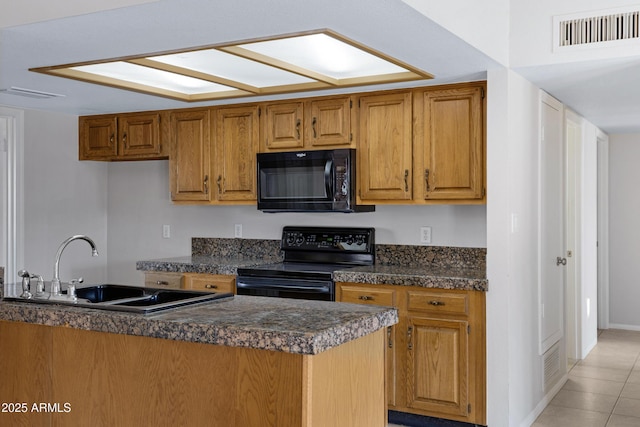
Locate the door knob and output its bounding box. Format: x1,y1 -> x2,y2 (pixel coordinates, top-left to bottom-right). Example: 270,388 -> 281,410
556,257 -> 567,266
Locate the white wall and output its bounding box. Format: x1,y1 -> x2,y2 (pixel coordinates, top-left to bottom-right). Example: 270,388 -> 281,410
609,133 -> 640,329
487,68 -> 554,427
105,160 -> 487,284
22,109 -> 108,285
401,0 -> 510,66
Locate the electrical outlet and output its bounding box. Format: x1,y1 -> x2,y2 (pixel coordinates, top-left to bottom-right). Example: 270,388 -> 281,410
234,224 -> 243,238
162,224 -> 171,239
420,226 -> 432,244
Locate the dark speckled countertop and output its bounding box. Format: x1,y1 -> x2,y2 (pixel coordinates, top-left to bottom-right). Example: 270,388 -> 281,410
0,294 -> 397,355
333,265 -> 488,291
136,255 -> 274,275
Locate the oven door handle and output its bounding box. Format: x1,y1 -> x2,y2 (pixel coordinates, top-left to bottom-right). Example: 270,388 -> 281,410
324,159 -> 333,199
236,278 -> 332,293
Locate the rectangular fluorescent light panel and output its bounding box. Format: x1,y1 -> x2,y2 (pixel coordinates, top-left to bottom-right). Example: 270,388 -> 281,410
31,30 -> 433,102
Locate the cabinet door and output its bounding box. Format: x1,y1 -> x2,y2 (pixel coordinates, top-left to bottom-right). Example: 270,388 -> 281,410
307,97 -> 352,147
357,92 -> 413,201
170,110 -> 211,201
337,283 -> 398,406
406,316 -> 469,419
119,112 -> 162,158
263,102 -> 304,150
422,86 -> 484,200
183,273 -> 236,293
214,106 -> 259,201
79,115 -> 117,160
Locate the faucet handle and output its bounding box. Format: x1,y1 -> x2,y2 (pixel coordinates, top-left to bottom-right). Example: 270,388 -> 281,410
17,269 -> 33,299
67,278 -> 83,301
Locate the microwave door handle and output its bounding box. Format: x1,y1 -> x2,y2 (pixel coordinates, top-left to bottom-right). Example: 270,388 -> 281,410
324,159 -> 333,197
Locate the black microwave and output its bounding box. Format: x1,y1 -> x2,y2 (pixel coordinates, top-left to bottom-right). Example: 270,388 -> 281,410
257,148 -> 374,213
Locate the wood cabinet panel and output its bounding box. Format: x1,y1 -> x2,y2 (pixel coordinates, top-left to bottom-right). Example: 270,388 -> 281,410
170,109 -> 211,201
144,272 -> 183,289
214,105 -> 259,201
357,92 -> 413,201
336,283 -> 486,425
79,112 -> 166,161
119,112 -> 161,157
79,115 -> 117,160
421,85 -> 484,200
263,102 -> 304,150
406,316 -> 469,417
183,273 -> 235,293
307,96 -> 352,147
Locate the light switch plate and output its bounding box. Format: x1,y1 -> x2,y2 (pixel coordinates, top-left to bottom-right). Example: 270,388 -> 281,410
420,226 -> 431,244
234,224 -> 242,238
162,224 -> 170,239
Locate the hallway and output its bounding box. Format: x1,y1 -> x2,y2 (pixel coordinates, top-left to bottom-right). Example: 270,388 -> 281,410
533,329 -> 640,426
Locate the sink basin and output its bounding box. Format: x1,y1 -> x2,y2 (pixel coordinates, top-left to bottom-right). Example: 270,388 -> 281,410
3,284 -> 233,314
76,284 -> 146,303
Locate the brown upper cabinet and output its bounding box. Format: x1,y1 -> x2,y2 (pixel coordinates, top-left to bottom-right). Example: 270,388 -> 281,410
213,105 -> 259,202
261,96 -> 353,151
357,82 -> 486,205
79,111 -> 167,161
170,106 -> 259,204
170,109 -> 211,202
417,84 -> 485,201
356,91 -> 413,202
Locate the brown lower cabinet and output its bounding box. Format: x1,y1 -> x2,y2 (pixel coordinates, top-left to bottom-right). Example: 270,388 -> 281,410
336,283 -> 486,425
0,321 -> 386,427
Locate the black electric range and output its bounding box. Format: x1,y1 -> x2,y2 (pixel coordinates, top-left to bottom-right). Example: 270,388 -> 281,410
236,226 -> 375,301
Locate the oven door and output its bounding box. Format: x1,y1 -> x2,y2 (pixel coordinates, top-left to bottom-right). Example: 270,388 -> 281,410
236,276 -> 334,301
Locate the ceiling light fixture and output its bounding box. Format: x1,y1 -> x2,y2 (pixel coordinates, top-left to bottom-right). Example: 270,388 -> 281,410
30,29 -> 433,102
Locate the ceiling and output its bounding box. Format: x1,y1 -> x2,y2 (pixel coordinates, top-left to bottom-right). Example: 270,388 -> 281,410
1,0 -> 638,134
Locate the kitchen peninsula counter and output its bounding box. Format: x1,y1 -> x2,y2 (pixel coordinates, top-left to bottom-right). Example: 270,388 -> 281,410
0,295 -> 396,426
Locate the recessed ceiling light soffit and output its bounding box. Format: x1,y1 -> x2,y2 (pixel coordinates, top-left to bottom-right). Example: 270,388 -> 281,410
30,30 -> 433,102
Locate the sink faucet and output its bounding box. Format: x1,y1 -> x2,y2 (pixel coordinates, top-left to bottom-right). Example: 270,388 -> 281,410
50,235 -> 99,299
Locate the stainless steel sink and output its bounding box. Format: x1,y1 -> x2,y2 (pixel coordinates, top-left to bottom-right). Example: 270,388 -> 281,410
3,284 -> 233,314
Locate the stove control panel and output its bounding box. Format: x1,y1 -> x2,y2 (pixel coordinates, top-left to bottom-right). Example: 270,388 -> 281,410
282,227 -> 374,253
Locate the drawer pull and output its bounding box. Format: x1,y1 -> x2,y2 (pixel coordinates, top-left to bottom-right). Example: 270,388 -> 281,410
387,326 -> 393,349
429,300 -> 445,306
204,284 -> 218,289
156,280 -> 169,286
359,295 -> 373,301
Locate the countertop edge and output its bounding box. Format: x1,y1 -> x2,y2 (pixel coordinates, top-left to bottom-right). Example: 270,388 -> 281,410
0,299 -> 398,355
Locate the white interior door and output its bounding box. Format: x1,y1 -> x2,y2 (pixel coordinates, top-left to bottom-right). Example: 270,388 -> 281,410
539,92 -> 565,354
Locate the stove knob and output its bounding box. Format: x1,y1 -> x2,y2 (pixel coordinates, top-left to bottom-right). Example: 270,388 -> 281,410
286,234 -> 296,245
295,236 -> 304,245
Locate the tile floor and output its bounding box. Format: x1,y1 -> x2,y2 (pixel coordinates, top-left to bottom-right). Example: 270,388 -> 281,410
533,329 -> 640,427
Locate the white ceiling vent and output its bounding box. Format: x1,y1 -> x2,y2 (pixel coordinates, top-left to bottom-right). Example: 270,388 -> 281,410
554,5 -> 640,50
0,86 -> 65,99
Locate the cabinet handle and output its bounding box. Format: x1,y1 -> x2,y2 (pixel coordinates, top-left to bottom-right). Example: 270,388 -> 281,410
407,326 -> 413,350
387,326 -> 393,349
156,280 -> 169,286
312,117 -> 317,138
122,133 -> 127,146
404,169 -> 409,192
359,295 -> 373,301
217,175 -> 222,194
429,300 -> 445,306
296,119 -> 301,139
425,169 -> 430,192
204,284 -> 218,289
110,134 -> 115,144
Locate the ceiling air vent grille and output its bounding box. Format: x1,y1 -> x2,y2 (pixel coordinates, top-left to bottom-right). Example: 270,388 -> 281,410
554,6 -> 640,49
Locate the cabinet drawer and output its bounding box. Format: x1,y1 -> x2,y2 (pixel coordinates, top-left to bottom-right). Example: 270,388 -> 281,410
183,274 -> 235,293
340,285 -> 396,306
144,272 -> 183,289
407,290 -> 469,315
